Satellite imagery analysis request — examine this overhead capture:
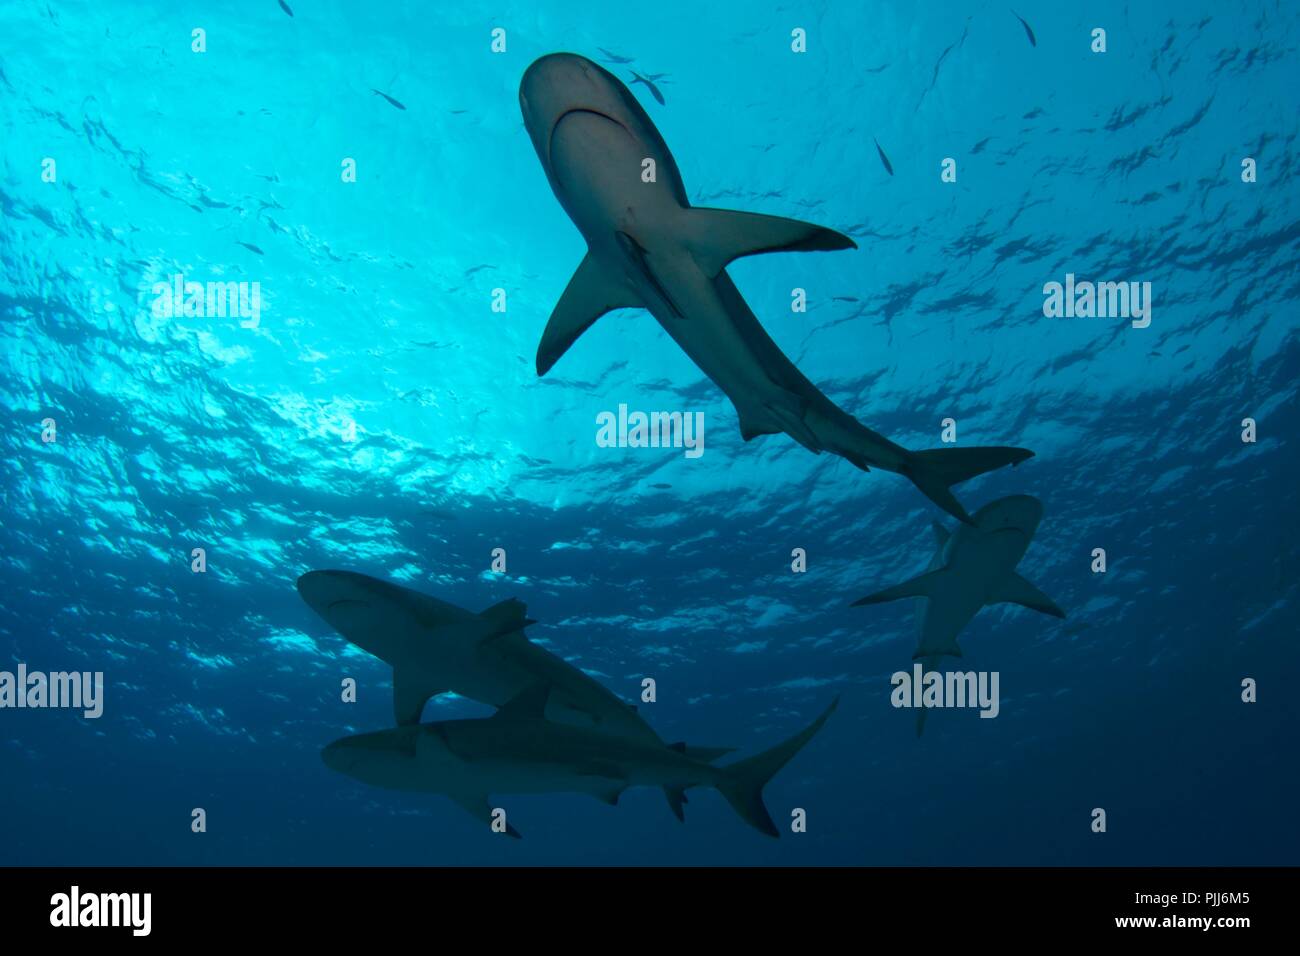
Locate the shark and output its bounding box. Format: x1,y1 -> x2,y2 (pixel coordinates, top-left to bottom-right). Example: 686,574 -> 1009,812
322,683 -> 838,838
850,495 -> 1065,735
519,52 -> 1033,524
296,570 -> 730,765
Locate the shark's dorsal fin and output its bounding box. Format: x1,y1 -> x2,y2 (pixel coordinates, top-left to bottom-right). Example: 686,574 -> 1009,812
393,668 -> 443,726
478,598 -> 535,637
851,568 -> 950,607
493,682 -> 551,722
537,252 -> 641,375
931,520 -> 951,550
986,572 -> 1066,619
684,207 -> 857,278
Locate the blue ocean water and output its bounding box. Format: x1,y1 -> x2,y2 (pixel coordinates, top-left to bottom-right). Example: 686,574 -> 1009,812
1,0 -> 1296,866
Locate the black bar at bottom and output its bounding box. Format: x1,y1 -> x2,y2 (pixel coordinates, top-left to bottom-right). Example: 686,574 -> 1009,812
0,866 -> 1285,940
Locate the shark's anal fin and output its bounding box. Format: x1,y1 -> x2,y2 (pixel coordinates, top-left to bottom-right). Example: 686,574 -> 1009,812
684,207 -> 857,278
851,568 -> 950,607
987,572 -> 1066,619
537,252 -> 642,376
393,668 -> 444,726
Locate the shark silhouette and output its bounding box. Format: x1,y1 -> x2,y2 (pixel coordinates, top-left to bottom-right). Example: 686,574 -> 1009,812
323,683 -> 838,838
296,570 -> 731,766
519,52 -> 1032,524
851,495 -> 1064,735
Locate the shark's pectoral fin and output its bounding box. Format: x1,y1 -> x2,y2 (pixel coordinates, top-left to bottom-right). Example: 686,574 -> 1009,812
987,572 -> 1066,619
393,669 -> 444,726
852,568 -> 951,607
537,252 -> 641,375
684,207 -> 857,278
680,744 -> 736,763
492,682 -> 552,722
448,792 -> 522,839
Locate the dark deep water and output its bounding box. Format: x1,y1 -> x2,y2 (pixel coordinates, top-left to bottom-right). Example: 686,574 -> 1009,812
1,1 -> 1296,865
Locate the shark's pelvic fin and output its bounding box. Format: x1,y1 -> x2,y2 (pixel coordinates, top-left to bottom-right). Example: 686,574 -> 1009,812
851,568 -> 950,607
448,791 -> 522,839
393,667 -> 444,726
987,572 -> 1066,619
492,682 -> 551,721
591,784 -> 626,806
537,252 -> 641,375
738,391 -> 822,452
684,207 -> 857,278
715,697 -> 838,838
663,786 -> 688,822
902,447 -> 1035,525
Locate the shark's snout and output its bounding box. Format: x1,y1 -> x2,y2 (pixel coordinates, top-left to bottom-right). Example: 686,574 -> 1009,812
519,53 -> 618,160
321,739 -> 361,775
986,495 -> 1044,532
297,569 -> 373,616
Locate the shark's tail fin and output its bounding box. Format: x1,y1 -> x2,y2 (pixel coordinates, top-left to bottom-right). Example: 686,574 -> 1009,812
715,698 -> 838,837
915,655 -> 943,738
902,447 -> 1034,524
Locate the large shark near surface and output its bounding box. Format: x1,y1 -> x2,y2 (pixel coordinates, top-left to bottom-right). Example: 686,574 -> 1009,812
296,570 -> 729,763
850,495 -> 1065,735
519,52 -> 1033,523
322,683 -> 837,838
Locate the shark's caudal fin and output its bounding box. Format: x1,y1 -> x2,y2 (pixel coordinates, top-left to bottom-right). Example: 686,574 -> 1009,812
684,208 -> 857,278
902,447 -> 1035,524
536,252 -> 642,375
715,697 -> 838,838
915,655 -> 943,738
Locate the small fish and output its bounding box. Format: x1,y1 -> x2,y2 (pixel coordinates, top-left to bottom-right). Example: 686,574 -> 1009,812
873,137 -> 894,176
237,241 -> 264,255
370,89 -> 407,111
598,47 -> 634,64
649,483 -> 672,489
1012,11 -> 1037,47
278,0 -> 293,16
629,71 -> 665,105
